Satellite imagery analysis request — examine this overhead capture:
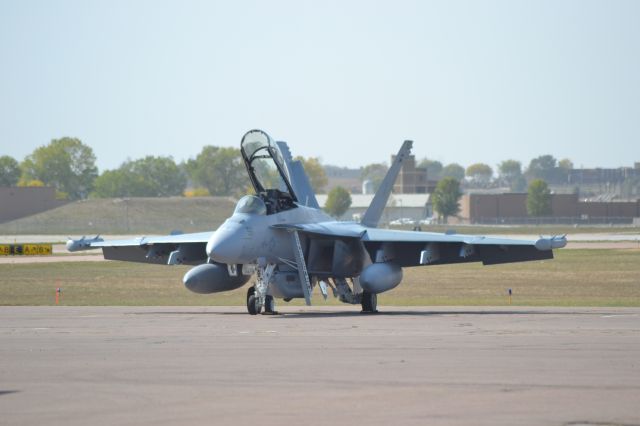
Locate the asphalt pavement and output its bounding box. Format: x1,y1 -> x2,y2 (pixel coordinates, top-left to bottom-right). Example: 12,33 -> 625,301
1,306 -> 639,426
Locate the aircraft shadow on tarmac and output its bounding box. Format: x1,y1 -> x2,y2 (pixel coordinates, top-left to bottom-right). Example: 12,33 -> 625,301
0,391 -> 20,397
130,309 -> 596,318
267,310 -> 594,319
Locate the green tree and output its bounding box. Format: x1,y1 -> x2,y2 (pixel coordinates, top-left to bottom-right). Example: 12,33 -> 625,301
0,155 -> 21,186
186,146 -> 248,196
527,179 -> 552,216
558,158 -> 573,171
21,137 -> 98,199
432,177 -> 462,222
93,169 -> 134,197
465,163 -> 493,186
361,163 -> 388,192
294,156 -> 328,193
526,154 -> 562,183
324,186 -> 352,218
93,156 -> 186,197
511,175 -> 528,192
441,163 -> 465,181
558,158 -> 573,183
418,158 -> 443,180
497,159 -> 525,191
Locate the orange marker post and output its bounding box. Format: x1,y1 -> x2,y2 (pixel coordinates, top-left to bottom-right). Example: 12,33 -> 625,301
508,288 -> 512,305
55,287 -> 61,305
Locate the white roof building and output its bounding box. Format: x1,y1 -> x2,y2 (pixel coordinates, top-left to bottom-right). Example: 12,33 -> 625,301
316,193 -> 430,209
315,193 -> 432,222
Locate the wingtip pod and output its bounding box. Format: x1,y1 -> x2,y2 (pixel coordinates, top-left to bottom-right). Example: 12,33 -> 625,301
534,235 -> 567,251
66,235 -> 104,252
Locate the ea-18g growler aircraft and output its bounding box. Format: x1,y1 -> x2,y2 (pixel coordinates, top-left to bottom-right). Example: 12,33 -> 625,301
68,129 -> 567,315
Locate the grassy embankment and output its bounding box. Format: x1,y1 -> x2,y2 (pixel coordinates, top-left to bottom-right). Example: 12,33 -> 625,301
0,196 -> 236,235
1,249 -> 638,307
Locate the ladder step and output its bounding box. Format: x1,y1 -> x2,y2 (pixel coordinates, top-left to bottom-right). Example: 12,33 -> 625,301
291,231 -> 312,305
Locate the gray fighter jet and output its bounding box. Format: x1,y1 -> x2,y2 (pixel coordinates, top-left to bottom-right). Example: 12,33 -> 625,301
68,129 -> 567,314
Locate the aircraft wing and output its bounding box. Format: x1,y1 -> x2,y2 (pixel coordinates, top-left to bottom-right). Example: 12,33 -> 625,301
274,222 -> 566,267
361,228 -> 566,266
67,231 -> 213,265
362,228 -> 535,246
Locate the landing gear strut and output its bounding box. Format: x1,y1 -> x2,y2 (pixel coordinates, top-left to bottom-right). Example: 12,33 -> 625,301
247,260 -> 278,315
263,295 -> 277,315
361,292 -> 378,313
246,286 -> 260,315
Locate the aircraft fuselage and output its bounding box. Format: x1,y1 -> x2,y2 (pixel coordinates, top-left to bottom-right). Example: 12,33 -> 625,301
206,204 -> 332,265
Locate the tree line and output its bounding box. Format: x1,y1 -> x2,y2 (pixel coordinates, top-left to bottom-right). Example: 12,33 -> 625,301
0,136 -> 597,220
0,137 -> 328,200
358,155 -> 575,194
0,137 -> 569,222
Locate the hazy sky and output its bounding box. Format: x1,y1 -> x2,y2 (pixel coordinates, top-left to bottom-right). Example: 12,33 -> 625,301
1,0 -> 639,172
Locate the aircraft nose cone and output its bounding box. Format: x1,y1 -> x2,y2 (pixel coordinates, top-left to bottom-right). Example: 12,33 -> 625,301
206,224 -> 244,264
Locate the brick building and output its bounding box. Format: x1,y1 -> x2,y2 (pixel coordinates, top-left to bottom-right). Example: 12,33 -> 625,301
392,154 -> 437,194
0,186 -> 69,223
458,193 -> 640,224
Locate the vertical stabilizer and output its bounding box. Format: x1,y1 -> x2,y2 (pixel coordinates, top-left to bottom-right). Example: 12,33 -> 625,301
276,141 -> 320,208
360,140 -> 413,228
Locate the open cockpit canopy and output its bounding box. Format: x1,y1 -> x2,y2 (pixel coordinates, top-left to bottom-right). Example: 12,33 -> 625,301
240,129 -> 297,214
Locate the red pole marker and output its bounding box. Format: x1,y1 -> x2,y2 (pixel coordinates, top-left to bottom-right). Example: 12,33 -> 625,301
55,287 -> 61,305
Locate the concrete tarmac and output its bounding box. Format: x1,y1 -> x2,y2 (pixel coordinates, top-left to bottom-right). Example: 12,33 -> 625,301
1,306 -> 639,426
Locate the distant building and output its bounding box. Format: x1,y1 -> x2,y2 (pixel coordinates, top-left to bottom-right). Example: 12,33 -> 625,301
457,193 -> 640,224
392,154 -> 437,194
323,165 -> 361,194
316,193 -> 432,223
362,179 -> 374,195
0,186 -> 69,223
568,165 -> 640,185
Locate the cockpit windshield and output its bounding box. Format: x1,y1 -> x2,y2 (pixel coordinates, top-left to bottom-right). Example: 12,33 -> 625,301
234,195 -> 267,215
240,130 -> 298,214
240,130 -> 294,197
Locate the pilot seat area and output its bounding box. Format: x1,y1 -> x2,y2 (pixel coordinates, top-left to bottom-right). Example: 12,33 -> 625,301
240,129 -> 299,215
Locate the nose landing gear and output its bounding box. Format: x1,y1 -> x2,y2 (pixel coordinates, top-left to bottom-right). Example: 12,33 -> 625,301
246,260 -> 278,315
246,287 -> 278,315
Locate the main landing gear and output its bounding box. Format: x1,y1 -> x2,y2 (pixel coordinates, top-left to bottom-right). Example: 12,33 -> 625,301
361,292 -> 378,314
246,286 -> 260,315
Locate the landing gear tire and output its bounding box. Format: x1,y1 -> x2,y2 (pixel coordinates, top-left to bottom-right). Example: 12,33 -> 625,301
361,292 -> 378,313
247,287 -> 261,315
263,295 -> 278,315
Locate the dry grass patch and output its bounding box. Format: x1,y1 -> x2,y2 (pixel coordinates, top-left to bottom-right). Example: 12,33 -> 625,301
1,249 -> 638,307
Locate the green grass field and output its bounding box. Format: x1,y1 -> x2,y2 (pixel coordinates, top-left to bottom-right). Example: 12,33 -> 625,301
1,249 -> 638,307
